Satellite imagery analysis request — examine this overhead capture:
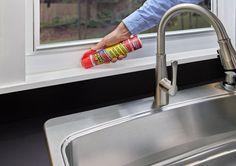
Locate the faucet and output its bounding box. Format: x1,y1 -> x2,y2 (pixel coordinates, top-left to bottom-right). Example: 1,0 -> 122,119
155,3 -> 236,108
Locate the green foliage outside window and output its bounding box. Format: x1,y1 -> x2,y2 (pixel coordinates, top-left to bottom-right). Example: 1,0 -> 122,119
40,0 -> 211,44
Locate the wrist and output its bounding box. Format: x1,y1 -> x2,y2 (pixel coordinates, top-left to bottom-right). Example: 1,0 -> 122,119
116,22 -> 131,40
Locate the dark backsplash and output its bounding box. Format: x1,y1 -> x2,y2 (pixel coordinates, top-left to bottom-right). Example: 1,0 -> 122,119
0,58 -> 225,124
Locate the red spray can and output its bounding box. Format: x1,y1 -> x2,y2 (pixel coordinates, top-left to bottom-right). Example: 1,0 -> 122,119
81,35 -> 142,69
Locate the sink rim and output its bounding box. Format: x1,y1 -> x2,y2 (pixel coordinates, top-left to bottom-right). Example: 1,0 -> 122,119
61,89 -> 236,148
155,138 -> 236,166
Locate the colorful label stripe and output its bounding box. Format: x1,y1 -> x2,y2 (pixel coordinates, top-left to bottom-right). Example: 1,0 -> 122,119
91,36 -> 142,66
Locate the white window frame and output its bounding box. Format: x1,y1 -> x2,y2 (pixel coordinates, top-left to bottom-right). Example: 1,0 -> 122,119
0,0 -> 235,94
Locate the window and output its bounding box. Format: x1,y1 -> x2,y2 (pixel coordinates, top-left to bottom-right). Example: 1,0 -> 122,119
40,0 -> 211,45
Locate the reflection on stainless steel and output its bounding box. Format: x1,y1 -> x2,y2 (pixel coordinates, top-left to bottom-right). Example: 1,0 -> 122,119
155,4 -> 236,108
44,82 -> 236,166
157,140 -> 236,166
188,149 -> 236,166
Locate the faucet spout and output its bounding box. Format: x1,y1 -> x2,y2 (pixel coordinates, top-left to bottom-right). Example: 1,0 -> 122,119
155,3 -> 236,108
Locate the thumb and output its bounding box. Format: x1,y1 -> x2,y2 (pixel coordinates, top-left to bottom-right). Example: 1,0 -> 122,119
91,40 -> 106,50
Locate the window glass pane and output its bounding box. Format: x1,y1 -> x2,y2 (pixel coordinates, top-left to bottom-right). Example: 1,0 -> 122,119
40,0 -> 211,44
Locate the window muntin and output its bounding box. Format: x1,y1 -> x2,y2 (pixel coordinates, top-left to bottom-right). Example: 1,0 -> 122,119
40,0 -> 211,45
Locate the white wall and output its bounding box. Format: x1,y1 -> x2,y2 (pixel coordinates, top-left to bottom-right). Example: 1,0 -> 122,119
0,0 -> 25,86
217,0 -> 236,47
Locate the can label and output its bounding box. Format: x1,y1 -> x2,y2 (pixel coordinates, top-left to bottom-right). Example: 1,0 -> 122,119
119,43 -> 129,54
122,39 -> 133,52
130,36 -> 142,50
93,52 -> 105,65
82,35 -> 142,68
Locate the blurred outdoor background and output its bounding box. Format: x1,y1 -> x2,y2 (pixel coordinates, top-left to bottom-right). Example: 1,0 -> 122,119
40,0 -> 211,44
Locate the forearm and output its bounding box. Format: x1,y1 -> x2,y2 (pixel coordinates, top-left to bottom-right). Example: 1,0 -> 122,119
123,0 -> 204,35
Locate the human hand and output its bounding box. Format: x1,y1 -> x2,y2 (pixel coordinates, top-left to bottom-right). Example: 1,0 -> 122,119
91,22 -> 131,63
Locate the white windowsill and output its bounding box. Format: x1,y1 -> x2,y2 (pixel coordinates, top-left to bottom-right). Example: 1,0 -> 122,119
0,48 -> 218,95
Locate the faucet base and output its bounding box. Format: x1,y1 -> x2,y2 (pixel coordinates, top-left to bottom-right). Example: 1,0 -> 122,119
221,82 -> 236,92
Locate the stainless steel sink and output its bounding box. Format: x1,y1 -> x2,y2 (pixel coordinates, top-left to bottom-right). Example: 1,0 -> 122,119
44,82 -> 236,166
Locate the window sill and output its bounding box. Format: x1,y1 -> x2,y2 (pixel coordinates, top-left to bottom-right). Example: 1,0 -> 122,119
0,48 -> 217,95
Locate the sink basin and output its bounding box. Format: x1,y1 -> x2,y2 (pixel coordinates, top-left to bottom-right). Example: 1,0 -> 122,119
44,82 -> 236,166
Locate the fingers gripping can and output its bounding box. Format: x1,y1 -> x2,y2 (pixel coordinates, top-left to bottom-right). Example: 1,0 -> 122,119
81,35 -> 142,69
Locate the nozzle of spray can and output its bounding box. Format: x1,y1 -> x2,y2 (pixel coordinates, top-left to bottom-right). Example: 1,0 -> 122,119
81,35 -> 142,69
